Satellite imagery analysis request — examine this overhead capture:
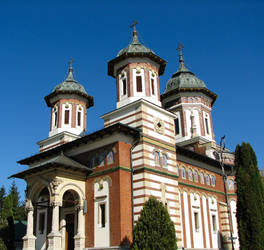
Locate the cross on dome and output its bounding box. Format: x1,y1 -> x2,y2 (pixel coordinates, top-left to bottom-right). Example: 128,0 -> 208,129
130,20 -> 138,31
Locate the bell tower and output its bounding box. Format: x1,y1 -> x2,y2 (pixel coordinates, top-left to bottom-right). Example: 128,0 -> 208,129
38,60 -> 94,152
161,44 -> 218,157
108,23 -> 166,108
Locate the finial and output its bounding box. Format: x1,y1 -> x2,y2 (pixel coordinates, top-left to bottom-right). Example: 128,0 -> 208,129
130,20 -> 138,31
130,20 -> 140,44
177,43 -> 184,62
176,42 -> 189,72
66,58 -> 75,81
68,58 -> 74,72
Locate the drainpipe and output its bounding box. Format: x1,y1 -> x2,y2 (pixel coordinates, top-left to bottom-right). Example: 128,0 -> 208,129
220,137 -> 235,250
130,133 -> 141,228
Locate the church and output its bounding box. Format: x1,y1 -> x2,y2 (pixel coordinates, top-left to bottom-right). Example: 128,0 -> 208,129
11,25 -> 239,250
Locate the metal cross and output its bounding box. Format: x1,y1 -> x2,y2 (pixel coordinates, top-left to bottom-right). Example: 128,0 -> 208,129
177,42 -> 184,54
68,58 -> 74,68
130,20 -> 138,31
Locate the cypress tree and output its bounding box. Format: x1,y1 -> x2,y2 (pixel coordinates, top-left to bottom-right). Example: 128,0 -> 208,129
132,197 -> 177,250
235,142 -> 264,249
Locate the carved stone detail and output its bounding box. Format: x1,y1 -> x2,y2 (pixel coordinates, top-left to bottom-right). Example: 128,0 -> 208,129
50,177 -> 63,194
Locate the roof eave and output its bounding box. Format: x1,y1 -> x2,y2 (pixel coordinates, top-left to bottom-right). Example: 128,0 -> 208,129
161,87 -> 218,105
44,91 -> 94,107
10,163 -> 92,180
18,123 -> 141,165
108,52 -> 166,78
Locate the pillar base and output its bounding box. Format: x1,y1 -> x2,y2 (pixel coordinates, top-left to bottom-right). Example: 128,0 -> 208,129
47,231 -> 62,250
22,234 -> 36,250
74,233 -> 85,250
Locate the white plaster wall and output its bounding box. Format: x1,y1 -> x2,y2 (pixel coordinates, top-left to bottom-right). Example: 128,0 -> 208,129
183,192 -> 191,248
208,197 -> 219,249
94,180 -> 110,247
190,193 -> 203,248
202,195 -> 210,248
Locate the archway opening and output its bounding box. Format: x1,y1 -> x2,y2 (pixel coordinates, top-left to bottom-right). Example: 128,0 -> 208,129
62,190 -> 80,250
35,187 -> 50,250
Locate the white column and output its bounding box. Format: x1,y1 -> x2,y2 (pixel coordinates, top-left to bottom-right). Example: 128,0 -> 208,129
52,203 -> 59,232
47,201 -> 62,250
74,205 -> 85,250
23,206 -> 36,250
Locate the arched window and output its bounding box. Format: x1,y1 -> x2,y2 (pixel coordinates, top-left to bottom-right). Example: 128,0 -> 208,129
194,170 -> 198,182
90,156 -> 96,168
211,175 -> 216,186
53,106 -> 58,128
76,105 -> 83,128
206,174 -> 210,185
188,169 -> 193,181
107,150 -> 114,164
200,172 -> 205,184
64,103 -> 71,125
162,154 -> 168,168
181,167 -> 186,179
119,72 -> 127,98
98,152 -> 105,167
228,179 -> 234,190
154,151 -> 160,166
176,164 -> 179,176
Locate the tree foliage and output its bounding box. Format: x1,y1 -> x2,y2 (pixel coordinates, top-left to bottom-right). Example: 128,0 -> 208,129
0,181 -> 26,249
132,197 -> 177,250
235,142 -> 264,250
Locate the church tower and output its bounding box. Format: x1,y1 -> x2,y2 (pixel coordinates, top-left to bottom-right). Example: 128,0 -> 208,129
102,24 -> 183,246
161,44 -> 218,157
38,61 -> 94,152
108,24 -> 166,108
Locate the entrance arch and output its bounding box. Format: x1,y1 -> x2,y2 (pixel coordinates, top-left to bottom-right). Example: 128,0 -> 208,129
61,190 -> 80,250
35,187 -> 50,250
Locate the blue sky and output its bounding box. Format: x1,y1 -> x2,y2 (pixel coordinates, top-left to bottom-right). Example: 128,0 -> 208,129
1,1 -> 263,199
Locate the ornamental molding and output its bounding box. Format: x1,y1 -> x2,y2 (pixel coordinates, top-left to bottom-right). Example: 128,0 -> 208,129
154,118 -> 165,135
50,177 -> 63,194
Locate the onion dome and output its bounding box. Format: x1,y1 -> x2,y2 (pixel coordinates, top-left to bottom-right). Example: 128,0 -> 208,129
165,49 -> 206,93
108,26 -> 166,77
45,63 -> 94,107
117,28 -> 154,56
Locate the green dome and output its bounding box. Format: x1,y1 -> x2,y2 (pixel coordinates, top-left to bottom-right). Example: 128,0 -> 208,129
165,53 -> 206,93
44,66 -> 94,108
53,69 -> 87,95
117,29 -> 155,56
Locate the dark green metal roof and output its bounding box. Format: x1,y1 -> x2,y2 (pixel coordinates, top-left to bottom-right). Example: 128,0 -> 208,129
164,53 -> 206,93
117,29 -> 154,56
44,66 -> 94,107
108,28 -> 166,77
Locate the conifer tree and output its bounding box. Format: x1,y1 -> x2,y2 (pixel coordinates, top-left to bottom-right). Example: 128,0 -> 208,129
132,197 -> 177,250
235,142 -> 264,249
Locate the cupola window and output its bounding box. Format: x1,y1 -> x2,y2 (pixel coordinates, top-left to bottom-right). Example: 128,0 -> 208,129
76,105 -> 83,128
63,103 -> 71,125
122,79 -> 127,95
175,118 -> 180,135
119,72 -> 128,99
136,76 -> 142,92
52,106 -> 58,128
203,112 -> 211,136
151,78 -> 155,95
